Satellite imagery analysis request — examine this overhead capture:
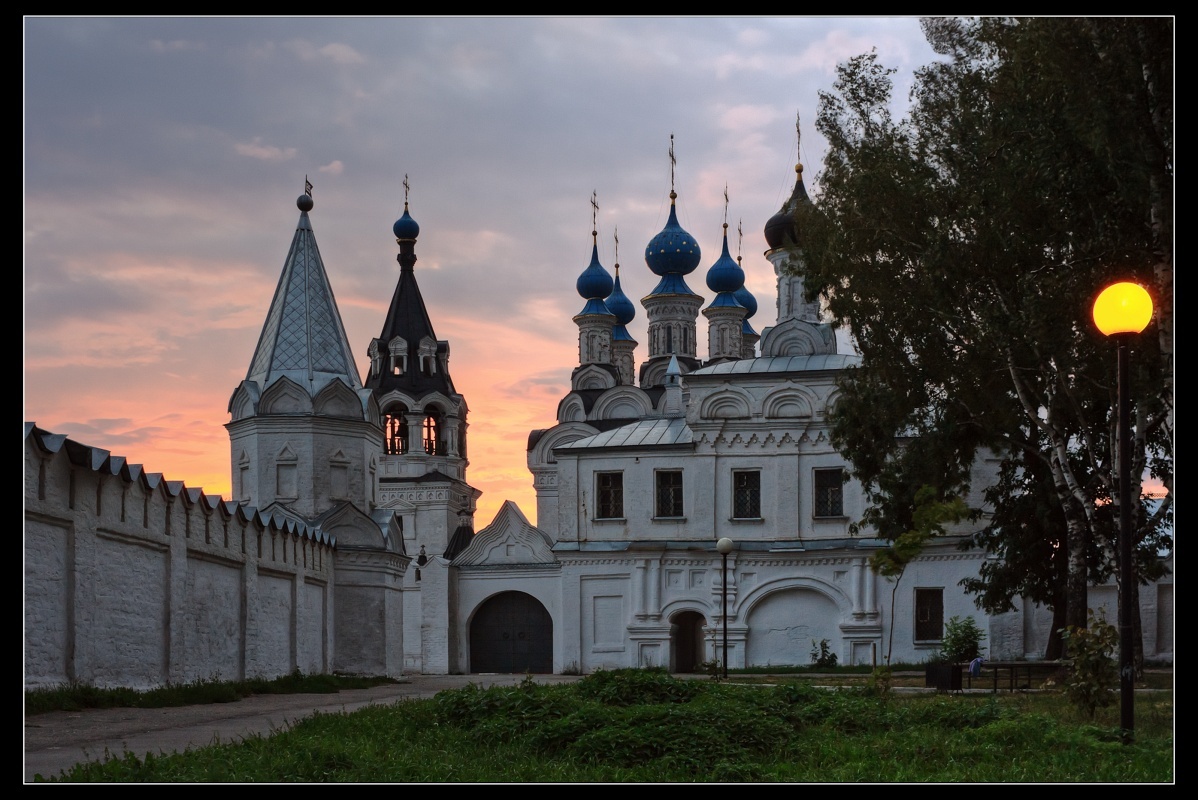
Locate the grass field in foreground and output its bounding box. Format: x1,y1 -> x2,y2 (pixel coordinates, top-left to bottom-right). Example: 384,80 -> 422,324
38,669 -> 1173,783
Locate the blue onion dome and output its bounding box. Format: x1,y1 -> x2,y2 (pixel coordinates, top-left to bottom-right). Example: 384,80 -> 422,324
734,255 -> 758,335
645,191 -> 701,277
733,266 -> 757,320
297,194 -> 314,213
606,264 -> 636,326
706,223 -> 745,295
764,162 -> 810,250
393,202 -> 420,240
577,238 -> 615,301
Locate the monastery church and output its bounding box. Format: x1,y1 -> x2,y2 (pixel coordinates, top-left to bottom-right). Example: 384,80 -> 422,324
24,132 -> 1173,688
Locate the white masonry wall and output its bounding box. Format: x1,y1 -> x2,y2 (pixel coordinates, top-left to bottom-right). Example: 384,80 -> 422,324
24,429 -> 334,691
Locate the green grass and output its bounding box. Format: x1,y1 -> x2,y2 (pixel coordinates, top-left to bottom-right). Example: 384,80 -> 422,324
36,669 -> 1173,783
24,671 -> 399,716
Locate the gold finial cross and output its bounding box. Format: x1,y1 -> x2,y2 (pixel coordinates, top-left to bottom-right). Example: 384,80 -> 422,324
403,174 -> 410,204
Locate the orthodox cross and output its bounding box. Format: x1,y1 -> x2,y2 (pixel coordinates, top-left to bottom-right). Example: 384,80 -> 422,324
591,190 -> 599,242
613,227 -> 620,277
669,133 -> 676,193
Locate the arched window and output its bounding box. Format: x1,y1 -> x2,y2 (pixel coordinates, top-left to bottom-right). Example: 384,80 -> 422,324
385,407 -> 409,454
423,410 -> 444,455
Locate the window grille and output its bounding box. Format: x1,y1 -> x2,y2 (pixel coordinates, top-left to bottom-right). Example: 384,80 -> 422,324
732,470 -> 760,518
655,470 -> 684,517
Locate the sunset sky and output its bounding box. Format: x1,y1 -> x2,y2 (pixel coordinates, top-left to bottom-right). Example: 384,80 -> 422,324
24,17 -> 941,527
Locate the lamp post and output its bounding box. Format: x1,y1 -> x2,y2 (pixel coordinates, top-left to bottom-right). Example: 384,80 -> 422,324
717,537 -> 734,680
1092,281 -> 1153,742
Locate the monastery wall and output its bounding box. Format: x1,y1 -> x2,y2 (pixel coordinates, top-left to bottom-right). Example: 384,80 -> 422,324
24,425 -> 334,691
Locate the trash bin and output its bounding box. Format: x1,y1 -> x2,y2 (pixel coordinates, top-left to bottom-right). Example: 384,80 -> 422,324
925,663 -> 962,690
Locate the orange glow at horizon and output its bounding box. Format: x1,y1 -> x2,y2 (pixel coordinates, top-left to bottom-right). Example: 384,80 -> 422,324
25,376 -> 555,530
24,290 -> 579,529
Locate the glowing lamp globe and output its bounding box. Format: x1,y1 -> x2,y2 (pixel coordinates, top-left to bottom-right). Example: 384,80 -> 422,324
1093,282 -> 1153,336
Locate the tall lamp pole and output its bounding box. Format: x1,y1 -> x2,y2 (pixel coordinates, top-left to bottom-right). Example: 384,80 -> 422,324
717,537 -> 734,680
1092,281 -> 1153,742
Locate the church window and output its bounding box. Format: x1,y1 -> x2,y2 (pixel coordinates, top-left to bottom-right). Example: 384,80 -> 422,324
915,588 -> 944,642
423,410 -> 444,455
732,470 -> 760,519
655,470 -> 684,518
596,472 -> 623,519
418,338 -> 437,377
385,409 -> 409,454
814,468 -> 844,517
389,337 -> 408,375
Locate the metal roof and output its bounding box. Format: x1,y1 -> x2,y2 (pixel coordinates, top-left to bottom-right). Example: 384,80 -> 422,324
690,354 -> 860,376
245,201 -> 362,395
555,416 -> 692,451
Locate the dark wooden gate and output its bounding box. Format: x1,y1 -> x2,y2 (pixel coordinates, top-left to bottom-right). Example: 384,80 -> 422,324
469,591 -> 553,674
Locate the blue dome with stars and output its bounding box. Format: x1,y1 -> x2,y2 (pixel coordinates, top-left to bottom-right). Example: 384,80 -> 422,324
645,192 -> 701,278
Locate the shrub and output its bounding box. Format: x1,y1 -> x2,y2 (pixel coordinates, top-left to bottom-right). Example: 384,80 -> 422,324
574,668 -> 703,706
938,615 -> 986,663
1059,609 -> 1118,718
867,665 -> 893,697
809,639 -> 839,668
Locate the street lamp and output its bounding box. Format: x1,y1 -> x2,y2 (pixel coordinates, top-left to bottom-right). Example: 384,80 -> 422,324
1092,280 -> 1153,742
717,537 -> 734,679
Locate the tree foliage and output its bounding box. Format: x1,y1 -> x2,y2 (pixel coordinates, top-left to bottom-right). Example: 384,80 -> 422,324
796,18 -> 1172,644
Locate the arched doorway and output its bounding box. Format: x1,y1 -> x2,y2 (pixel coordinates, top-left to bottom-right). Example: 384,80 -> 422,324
670,610 -> 708,674
469,591 -> 553,673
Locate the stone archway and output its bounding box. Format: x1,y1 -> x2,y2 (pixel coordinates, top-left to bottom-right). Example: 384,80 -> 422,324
669,610 -> 708,674
469,591 -> 553,674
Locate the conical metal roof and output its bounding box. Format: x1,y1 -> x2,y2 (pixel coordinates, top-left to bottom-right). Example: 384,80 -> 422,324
245,194 -> 362,395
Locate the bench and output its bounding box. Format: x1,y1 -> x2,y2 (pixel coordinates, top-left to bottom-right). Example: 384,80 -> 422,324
966,660 -> 1065,692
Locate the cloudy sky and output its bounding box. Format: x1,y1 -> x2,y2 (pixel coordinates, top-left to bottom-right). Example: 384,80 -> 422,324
24,17 -> 942,526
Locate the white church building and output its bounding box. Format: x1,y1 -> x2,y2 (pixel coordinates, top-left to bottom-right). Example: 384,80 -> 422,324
24,135 -> 1173,689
